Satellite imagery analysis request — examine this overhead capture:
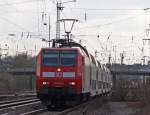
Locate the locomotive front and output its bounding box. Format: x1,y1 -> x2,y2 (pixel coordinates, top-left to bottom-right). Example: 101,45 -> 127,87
36,48 -> 83,107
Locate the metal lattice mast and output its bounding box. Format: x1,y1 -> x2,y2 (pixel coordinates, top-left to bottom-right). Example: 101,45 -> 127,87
56,2 -> 63,39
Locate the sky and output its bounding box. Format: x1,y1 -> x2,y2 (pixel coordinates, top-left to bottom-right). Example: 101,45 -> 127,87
0,0 -> 150,64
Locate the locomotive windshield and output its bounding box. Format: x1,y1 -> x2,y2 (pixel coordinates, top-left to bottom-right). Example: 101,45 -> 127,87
43,50 -> 59,66
61,51 -> 76,66
42,50 -> 76,66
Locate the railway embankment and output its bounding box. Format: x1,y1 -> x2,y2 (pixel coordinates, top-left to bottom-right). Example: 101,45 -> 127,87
64,100 -> 144,115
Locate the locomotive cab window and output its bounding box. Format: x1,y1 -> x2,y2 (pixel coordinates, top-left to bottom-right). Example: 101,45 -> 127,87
60,51 -> 76,66
42,50 -> 59,66
42,50 -> 76,67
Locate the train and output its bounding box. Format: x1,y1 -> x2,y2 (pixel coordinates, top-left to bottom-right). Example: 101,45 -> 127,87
36,39 -> 112,108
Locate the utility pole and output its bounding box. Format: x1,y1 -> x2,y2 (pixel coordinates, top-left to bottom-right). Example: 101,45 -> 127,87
113,45 -> 117,64
107,53 -> 111,68
120,51 -> 124,65
56,2 -> 64,39
48,16 -> 51,47
108,54 -> 111,65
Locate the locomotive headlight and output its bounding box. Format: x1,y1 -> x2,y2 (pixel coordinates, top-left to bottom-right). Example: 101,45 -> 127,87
43,82 -> 46,85
57,68 -> 61,72
42,82 -> 49,85
69,82 -> 76,85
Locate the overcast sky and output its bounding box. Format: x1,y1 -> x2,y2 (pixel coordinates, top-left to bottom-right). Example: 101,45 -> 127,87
0,0 -> 150,64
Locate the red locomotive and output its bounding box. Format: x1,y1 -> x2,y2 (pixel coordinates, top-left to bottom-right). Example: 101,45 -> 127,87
36,39 -> 112,108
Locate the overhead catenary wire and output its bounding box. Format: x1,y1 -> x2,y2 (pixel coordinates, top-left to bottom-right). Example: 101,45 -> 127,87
70,7 -> 147,11
76,13 -> 145,30
0,0 -> 43,6
66,12 -> 148,16
0,16 -> 30,32
65,7 -> 150,31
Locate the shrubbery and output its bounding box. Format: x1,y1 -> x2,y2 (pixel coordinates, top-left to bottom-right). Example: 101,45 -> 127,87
0,54 -> 36,94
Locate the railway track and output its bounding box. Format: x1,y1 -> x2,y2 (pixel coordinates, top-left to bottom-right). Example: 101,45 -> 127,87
20,108 -> 47,115
0,92 -> 36,102
0,97 -> 42,115
0,98 -> 39,109
21,101 -> 90,115
0,97 -> 37,105
0,96 -> 106,115
21,97 -> 101,115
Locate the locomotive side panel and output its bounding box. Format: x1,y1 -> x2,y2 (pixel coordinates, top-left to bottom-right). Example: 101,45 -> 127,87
36,51 -> 42,92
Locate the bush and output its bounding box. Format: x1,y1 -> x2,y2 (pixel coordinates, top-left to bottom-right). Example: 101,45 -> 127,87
113,79 -> 130,101
140,81 -> 150,105
0,72 -> 15,94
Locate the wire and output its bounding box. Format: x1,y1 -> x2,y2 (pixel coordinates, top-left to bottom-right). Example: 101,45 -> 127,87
77,13 -> 145,30
0,16 -> 30,32
70,8 -> 145,11
0,0 -> 42,6
67,12 -> 146,16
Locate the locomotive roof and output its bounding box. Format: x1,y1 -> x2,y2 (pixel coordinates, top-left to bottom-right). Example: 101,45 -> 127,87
40,47 -> 110,71
41,47 -> 79,50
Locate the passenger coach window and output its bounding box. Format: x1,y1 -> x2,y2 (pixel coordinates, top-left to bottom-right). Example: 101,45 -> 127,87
61,51 -> 76,66
43,50 -> 59,66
